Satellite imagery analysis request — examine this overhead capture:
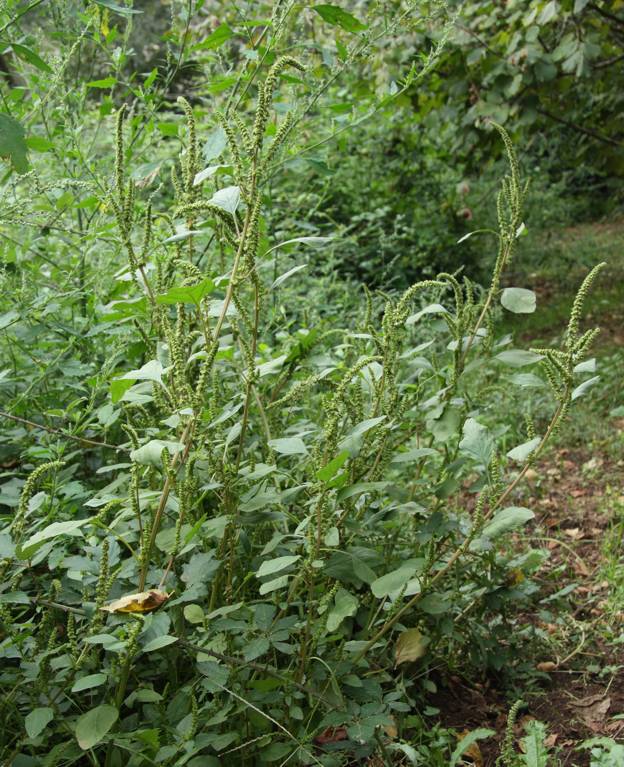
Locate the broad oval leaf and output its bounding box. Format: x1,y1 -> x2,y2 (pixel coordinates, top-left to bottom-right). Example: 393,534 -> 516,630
482,506 -> 535,539
26,707 -> 54,739
501,287 -> 537,314
75,704 -> 118,750
257,555 -> 300,578
395,628 -> 429,666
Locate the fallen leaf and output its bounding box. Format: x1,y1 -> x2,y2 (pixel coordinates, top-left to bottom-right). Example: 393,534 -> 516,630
101,589 -> 170,614
314,727 -> 348,745
563,527 -> 583,540
454,730 -> 484,766
537,661 -> 557,672
570,694 -> 611,732
544,733 -> 558,748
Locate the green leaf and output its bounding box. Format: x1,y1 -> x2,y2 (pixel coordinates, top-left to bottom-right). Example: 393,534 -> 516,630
93,0 -> 142,15
482,506 -> 534,539
130,440 -> 183,467
110,377 -> 134,404
210,185 -> 240,214
574,0 -> 590,11
142,635 -> 178,653
459,418 -> 493,465
75,704 -> 118,750
26,136 -> 54,152
71,673 -> 108,693
449,728 -> 495,767
326,588 -> 358,631
268,436 -> 308,455
183,604 -> 205,624
203,126 -> 227,161
19,518 -> 92,559
257,555 -> 300,578
195,23 -> 233,50
156,279 -> 216,305
495,349 -> 543,367
317,450 -> 349,482
271,264 -> 308,289
430,405 -> 461,443
395,628 -> 429,666
259,574 -> 290,594
0,114 -> 29,172
571,375 -> 600,401
193,164 -> 230,186
11,44 -> 52,73
26,707 -> 53,739
338,415 -> 386,454
371,560 -> 422,599
501,287 -> 537,314
313,4 -> 367,32
121,359 -> 164,384
86,77 -> 117,89
521,721 -> 550,767
573,358 -> 596,374
507,436 -> 541,462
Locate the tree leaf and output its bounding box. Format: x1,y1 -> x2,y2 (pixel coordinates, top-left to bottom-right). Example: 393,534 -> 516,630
371,560 -> 422,599
11,44 -> 52,73
93,0 -> 142,15
75,704 -> 118,750
193,165 -> 229,186
317,450 -> 349,482
121,359 -> 164,384
495,349 -> 543,367
482,506 -> 534,539
501,287 -> 537,314
18,518 -> 92,559
326,589 -> 358,632
195,23 -> 233,51
571,375 -> 600,401
313,4 -> 367,32
142,635 -> 178,653
26,707 -> 53,739
257,555 -> 300,578
71,674 -> 108,693
156,279 -> 216,305
395,628 -> 429,666
459,418 -> 493,465
268,436 -> 308,455
0,114 -> 29,172
507,436 -> 541,462
210,185 -> 240,214
130,440 -> 183,467
271,264 -> 308,289
203,126 -> 227,161
87,76 -> 117,88
183,604 -> 205,624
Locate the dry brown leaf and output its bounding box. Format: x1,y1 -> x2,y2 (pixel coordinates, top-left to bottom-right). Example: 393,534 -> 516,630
544,733 -> 559,748
571,694 -> 611,732
101,589 -> 171,614
314,727 -> 348,745
563,527 -> 583,540
455,730 -> 484,766
395,628 -> 429,667
536,661 -> 557,672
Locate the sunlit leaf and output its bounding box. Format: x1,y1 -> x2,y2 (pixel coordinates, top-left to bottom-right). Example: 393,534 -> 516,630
101,589 -> 171,614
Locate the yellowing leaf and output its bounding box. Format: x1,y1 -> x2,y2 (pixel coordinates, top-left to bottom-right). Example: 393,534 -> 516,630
101,589 -> 170,614
395,628 -> 429,666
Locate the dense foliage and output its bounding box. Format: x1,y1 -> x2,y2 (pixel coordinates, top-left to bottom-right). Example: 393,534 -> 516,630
0,2 -> 621,765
